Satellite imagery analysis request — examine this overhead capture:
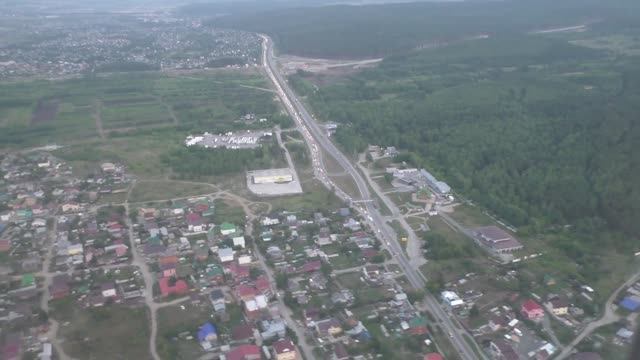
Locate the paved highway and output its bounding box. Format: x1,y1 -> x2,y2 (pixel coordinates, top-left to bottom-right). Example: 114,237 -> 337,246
260,35 -> 485,360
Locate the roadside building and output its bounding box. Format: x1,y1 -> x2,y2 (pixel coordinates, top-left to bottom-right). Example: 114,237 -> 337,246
473,226 -> 523,254
441,290 -> 465,308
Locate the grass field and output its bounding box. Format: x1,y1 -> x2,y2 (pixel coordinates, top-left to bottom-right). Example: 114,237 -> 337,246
50,300 -> 150,360
214,198 -> 247,224
156,302 -> 215,360
129,180 -> 214,203
448,204 -> 495,228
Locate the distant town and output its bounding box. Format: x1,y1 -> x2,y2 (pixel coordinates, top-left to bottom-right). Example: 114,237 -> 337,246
0,13 -> 260,80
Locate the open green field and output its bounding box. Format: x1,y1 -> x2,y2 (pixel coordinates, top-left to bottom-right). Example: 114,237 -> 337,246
129,181 -> 214,203
50,300 -> 150,360
448,204 -> 495,228
101,100 -> 171,130
214,198 -> 247,225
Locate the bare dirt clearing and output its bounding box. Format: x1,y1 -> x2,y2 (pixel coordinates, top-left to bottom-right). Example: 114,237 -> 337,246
279,54 -> 382,76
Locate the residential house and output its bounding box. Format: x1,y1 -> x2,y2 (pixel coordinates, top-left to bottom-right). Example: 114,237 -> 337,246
226,344 -> 261,360
233,235 -> 246,248
100,282 -> 117,298
260,318 -> 286,340
616,328 -> 634,343
362,265 -> 383,285
210,289 -> 226,313
159,256 -> 179,278
333,343 -> 349,360
219,248 -> 235,263
316,227 -> 332,246
235,284 -> 258,302
343,218 -> 361,232
315,318 -> 343,339
187,213 -> 205,232
159,277 -> 189,297
195,247 -> 209,262
300,260 -> 322,274
255,275 -> 272,298
231,324 -> 255,343
273,338 -> 298,360
207,264 -> 225,285
441,291 -> 465,308
261,217 -> 280,226
424,354 -> 444,360
220,222 -> 237,236
490,339 -> 519,360
521,299 -> 545,321
49,275 -> 70,300
198,323 -> 218,350
227,262 -> 250,281
547,298 -> 569,316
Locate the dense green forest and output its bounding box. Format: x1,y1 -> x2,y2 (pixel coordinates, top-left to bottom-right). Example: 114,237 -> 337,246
291,33 -> 640,268
207,0 -> 640,58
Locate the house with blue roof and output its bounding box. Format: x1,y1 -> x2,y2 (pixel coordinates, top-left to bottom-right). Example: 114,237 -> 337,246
197,322 -> 217,350
619,296 -> 640,312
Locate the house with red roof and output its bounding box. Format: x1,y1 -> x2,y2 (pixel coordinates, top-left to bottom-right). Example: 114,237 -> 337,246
231,324 -> 255,343
300,260 -> 322,273
424,353 -> 444,360
333,343 -> 349,360
186,213 -> 205,232
49,275 -> 70,300
159,277 -> 189,297
226,344 -> 261,360
521,299 -> 545,321
0,239 -> 11,252
255,275 -> 272,298
226,262 -> 250,281
158,256 -> 179,278
235,284 -> 257,301
272,338 -> 298,360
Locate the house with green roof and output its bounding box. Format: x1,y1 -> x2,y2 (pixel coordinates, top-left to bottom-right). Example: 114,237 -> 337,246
220,222 -> 236,236
21,274 -> 35,289
206,264 -> 224,285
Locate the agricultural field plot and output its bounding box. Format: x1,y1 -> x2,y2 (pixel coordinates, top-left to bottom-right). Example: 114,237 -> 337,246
0,70 -> 288,148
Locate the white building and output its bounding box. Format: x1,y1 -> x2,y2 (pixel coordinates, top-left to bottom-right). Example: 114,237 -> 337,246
218,247 -> 234,263
233,236 -> 246,248
441,290 -> 465,308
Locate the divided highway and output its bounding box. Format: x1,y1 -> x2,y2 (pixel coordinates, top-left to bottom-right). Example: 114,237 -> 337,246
260,35 -> 485,360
